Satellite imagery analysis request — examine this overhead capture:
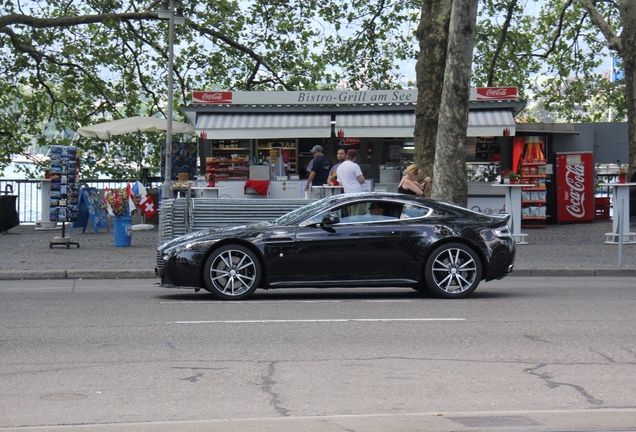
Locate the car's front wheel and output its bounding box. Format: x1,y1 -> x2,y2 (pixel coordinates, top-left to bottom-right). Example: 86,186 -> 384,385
203,245 -> 261,300
424,242 -> 482,298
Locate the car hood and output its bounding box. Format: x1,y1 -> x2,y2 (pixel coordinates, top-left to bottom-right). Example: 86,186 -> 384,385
158,221 -> 274,253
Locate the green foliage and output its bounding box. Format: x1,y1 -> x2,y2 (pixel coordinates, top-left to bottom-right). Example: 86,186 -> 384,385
0,0 -> 419,176
0,0 -> 631,179
473,0 -> 543,100
527,0 -> 624,122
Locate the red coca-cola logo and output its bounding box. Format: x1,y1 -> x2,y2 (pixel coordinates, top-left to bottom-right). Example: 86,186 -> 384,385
564,164 -> 586,218
192,92 -> 233,104
475,87 -> 517,100
486,88 -> 508,96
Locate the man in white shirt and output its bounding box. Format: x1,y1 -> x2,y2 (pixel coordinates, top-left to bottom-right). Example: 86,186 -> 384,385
337,149 -> 365,193
337,149 -> 365,215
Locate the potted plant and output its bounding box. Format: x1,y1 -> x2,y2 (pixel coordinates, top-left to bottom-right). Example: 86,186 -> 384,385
206,173 -> 216,187
618,168 -> 628,183
102,187 -> 139,247
329,172 -> 339,186
507,171 -> 521,184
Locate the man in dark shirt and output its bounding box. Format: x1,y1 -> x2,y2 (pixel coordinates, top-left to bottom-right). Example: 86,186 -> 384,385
304,145 -> 332,199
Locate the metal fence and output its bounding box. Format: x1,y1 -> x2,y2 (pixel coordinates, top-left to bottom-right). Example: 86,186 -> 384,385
0,173 -> 626,225
0,178 -> 162,224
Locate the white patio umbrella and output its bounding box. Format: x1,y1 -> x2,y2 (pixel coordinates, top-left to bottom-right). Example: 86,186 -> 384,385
76,116 -> 195,140
76,116 -> 195,231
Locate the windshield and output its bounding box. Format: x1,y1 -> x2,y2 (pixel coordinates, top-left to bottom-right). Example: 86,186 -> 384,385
273,196 -> 343,225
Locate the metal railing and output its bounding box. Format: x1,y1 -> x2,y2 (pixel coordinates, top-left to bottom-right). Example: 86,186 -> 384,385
0,174 -> 627,225
0,177 -> 162,224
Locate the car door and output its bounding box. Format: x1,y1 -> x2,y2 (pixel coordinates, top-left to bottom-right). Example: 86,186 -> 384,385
258,226 -> 299,284
291,201 -> 405,284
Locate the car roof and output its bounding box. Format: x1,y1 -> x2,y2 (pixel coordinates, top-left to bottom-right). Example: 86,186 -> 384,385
319,192 -> 486,219
322,191 -> 430,206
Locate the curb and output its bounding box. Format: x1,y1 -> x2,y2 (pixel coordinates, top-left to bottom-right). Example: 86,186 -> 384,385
0,270 -> 157,281
511,268 -> 636,277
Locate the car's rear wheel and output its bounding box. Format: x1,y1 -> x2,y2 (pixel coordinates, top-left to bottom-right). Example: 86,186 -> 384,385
203,245 -> 261,300
424,242 -> 482,298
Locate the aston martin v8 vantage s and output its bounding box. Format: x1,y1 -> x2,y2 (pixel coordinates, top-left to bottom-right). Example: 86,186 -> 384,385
156,192 -> 516,299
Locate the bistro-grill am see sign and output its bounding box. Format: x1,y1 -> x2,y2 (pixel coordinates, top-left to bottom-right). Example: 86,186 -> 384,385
192,87 -> 518,105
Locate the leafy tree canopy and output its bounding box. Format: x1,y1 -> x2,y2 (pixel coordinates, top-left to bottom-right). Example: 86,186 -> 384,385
0,0 -> 420,177
0,0 -> 630,178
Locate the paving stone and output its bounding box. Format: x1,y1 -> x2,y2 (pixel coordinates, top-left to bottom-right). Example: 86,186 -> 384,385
1,219 -> 635,280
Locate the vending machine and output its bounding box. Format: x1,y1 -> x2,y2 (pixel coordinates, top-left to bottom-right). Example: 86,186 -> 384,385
555,151 -> 595,223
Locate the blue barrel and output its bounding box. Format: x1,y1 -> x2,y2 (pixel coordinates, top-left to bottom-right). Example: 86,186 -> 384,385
113,215 -> 132,247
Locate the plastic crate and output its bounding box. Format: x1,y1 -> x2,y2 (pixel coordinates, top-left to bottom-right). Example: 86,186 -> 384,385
595,196 -> 611,220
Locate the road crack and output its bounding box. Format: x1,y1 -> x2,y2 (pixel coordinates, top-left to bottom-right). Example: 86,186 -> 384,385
261,361 -> 290,416
525,363 -> 603,405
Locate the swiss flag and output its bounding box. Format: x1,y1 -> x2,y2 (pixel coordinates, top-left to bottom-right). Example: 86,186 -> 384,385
138,194 -> 157,218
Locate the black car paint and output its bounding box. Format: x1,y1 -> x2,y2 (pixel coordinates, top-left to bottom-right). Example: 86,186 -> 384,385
157,193 -> 515,292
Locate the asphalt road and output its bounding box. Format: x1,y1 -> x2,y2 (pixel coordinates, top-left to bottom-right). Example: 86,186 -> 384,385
2,277 -> 636,431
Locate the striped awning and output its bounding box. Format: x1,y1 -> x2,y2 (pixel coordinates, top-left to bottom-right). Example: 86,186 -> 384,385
195,110 -> 515,139
196,113 -> 332,139
467,110 -> 516,137
337,113 -> 414,138
337,110 -> 516,138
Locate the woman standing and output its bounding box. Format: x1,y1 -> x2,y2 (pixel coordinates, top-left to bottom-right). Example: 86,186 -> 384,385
397,164 -> 430,196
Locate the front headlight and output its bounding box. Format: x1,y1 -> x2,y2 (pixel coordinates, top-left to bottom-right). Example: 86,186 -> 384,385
161,243 -> 191,261
162,240 -> 218,261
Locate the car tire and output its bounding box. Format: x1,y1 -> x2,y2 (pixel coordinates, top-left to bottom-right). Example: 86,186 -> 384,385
203,244 -> 261,300
424,242 -> 482,299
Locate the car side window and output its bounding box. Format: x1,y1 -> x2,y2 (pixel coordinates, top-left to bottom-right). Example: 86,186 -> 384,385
400,203 -> 432,219
339,201 -> 402,223
303,201 -> 403,225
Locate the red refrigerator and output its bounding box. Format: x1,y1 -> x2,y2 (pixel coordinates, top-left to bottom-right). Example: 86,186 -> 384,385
555,151 -> 595,223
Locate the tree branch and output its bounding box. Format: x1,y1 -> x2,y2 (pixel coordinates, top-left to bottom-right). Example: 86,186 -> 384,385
193,23 -> 292,90
577,0 -> 622,52
0,11 -> 156,29
487,0 -> 518,86
533,0 -> 574,59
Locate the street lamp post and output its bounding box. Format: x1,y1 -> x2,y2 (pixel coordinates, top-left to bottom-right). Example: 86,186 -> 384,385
158,0 -> 185,200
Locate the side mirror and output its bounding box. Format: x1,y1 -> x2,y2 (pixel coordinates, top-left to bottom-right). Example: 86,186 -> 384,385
321,212 -> 340,227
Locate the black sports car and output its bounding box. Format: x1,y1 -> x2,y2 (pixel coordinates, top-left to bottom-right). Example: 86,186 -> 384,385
156,192 -> 516,299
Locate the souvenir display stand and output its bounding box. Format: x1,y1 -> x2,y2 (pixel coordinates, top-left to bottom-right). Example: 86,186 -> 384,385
48,145 -> 80,248
70,188 -> 109,234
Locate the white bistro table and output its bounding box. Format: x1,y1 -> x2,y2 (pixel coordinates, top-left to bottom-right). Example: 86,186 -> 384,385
191,186 -> 231,198
491,183 -> 529,244
599,182 -> 636,244
321,185 -> 344,197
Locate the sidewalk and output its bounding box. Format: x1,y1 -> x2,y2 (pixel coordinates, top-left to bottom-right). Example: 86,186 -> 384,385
1,219 -> 635,281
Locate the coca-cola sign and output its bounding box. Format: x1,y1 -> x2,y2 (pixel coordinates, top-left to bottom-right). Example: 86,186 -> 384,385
192,92 -> 233,104
472,87 -> 518,101
564,163 -> 586,219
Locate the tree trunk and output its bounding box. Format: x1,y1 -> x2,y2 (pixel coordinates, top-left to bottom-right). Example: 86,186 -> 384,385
620,1 -> 636,177
414,0 -> 452,196
579,0 -> 636,177
431,0 -> 478,207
